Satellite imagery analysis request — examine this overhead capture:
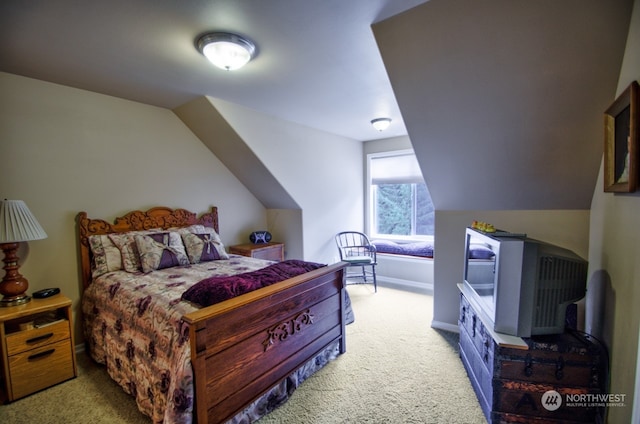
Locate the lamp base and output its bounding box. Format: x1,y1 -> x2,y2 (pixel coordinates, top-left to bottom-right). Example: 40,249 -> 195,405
1,242 -> 31,307
0,293 -> 31,307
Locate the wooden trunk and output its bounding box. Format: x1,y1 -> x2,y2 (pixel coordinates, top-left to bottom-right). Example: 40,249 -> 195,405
459,293 -> 607,424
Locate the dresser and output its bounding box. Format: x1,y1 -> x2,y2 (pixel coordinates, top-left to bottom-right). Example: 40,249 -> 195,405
458,292 -> 606,423
0,294 -> 77,402
229,242 -> 284,262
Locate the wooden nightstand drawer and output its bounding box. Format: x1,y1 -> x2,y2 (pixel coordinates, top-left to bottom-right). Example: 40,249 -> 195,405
9,338 -> 75,399
6,320 -> 70,356
230,242 -> 284,261
0,294 -> 77,402
251,246 -> 283,261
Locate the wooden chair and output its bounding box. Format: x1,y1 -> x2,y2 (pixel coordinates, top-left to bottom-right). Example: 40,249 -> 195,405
335,231 -> 377,292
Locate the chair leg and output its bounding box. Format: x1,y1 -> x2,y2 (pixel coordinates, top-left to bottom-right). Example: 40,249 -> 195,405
361,265 -> 367,282
372,265 -> 377,293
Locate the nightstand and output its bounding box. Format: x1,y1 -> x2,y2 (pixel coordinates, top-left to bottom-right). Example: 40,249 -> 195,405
0,294 -> 77,402
229,242 -> 284,262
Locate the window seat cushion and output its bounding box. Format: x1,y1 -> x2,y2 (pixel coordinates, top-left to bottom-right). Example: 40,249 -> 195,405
372,240 -> 434,258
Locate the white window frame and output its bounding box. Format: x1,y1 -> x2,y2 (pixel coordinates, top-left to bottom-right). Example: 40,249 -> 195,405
366,149 -> 434,243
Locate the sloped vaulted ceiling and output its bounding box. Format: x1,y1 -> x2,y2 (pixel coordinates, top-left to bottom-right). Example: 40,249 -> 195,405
374,0 -> 633,210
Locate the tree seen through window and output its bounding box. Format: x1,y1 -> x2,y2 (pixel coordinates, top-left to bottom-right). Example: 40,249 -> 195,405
370,150 -> 435,238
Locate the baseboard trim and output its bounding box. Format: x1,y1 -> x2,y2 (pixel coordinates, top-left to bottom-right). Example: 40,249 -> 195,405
377,276 -> 433,293
431,320 -> 459,333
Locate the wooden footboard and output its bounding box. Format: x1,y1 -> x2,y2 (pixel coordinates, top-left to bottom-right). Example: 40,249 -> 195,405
183,261 -> 347,424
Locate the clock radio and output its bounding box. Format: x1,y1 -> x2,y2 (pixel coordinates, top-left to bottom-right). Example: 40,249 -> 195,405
249,231 -> 272,244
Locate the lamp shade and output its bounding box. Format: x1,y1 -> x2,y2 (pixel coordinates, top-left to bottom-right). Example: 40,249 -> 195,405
197,32 -> 256,71
0,200 -> 47,243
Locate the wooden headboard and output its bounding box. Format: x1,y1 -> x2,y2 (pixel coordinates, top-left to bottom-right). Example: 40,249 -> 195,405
77,206 -> 219,290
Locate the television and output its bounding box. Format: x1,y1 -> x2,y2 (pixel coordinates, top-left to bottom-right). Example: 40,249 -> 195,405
461,227 -> 588,338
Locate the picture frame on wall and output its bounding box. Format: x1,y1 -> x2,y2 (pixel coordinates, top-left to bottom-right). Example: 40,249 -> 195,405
604,81 -> 638,193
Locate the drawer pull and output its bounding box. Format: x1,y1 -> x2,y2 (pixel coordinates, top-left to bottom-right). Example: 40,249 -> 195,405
472,315 -> 477,337
524,353 -> 533,377
28,348 -> 55,361
590,364 -> 600,387
26,332 -> 54,344
555,356 -> 565,380
482,336 -> 490,363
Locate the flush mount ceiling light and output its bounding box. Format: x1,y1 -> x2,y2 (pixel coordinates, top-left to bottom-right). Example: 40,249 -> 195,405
371,118 -> 392,131
197,32 -> 256,71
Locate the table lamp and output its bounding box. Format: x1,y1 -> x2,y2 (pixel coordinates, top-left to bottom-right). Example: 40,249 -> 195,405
0,200 -> 48,306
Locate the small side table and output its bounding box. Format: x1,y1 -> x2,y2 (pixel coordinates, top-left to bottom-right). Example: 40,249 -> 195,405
0,294 -> 77,402
229,242 -> 284,262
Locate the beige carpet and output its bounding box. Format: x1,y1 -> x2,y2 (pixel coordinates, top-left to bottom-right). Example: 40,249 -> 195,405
260,284 -> 486,423
0,347 -> 151,424
0,284 -> 486,423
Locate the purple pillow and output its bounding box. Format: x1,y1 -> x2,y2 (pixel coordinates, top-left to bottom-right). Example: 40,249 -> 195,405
134,232 -> 189,273
372,240 -> 434,258
180,231 -> 228,264
148,233 -> 182,269
468,244 -> 495,260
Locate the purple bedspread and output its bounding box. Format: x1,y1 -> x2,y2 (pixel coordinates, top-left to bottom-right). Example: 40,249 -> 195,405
182,259 -> 326,307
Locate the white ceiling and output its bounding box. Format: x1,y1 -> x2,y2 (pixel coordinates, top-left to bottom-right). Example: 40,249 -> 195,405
0,0 -> 427,142
2,0 -> 633,212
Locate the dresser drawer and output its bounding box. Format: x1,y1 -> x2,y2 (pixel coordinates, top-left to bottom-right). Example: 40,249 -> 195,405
459,294 -> 494,374
229,243 -> 284,261
6,320 -> 70,356
8,338 -> 75,399
251,246 -> 283,261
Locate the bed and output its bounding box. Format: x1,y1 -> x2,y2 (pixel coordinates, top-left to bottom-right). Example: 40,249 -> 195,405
77,205 -> 349,424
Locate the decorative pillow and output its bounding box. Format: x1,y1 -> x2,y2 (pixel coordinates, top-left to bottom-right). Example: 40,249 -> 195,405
108,229 -> 161,273
173,225 -> 223,239
173,225 -> 229,260
181,232 -> 229,263
88,235 -> 123,277
172,224 -> 208,235
135,232 -> 190,273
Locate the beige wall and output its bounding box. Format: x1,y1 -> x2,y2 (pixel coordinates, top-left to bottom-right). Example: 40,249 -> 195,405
210,98 -> 364,264
0,70 -> 364,345
0,72 -> 266,342
587,0 -> 640,421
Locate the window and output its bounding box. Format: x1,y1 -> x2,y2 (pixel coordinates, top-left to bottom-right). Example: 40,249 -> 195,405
367,150 -> 434,239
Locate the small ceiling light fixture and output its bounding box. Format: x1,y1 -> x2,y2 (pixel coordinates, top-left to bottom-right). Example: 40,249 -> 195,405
371,117 -> 392,131
197,32 -> 256,71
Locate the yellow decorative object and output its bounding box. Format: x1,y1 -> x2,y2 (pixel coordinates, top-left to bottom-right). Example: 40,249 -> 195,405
471,220 -> 496,233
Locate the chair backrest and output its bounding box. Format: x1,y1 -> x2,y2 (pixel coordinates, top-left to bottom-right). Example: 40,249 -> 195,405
335,231 -> 374,260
